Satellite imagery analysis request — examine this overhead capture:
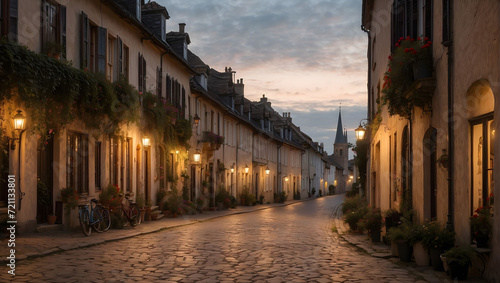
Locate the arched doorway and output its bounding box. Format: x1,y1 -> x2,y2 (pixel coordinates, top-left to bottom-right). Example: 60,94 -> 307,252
423,127 -> 437,220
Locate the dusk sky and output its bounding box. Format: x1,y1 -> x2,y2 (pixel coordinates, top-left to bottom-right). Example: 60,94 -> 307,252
159,0 -> 368,156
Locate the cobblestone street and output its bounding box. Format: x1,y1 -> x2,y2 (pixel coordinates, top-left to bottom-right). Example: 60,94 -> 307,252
11,196 -> 435,282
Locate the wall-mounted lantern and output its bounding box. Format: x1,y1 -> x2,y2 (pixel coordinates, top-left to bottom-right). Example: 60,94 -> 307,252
10,110 -> 26,150
244,164 -> 249,174
265,166 -> 270,175
193,114 -> 200,128
193,149 -> 201,163
142,136 -> 151,148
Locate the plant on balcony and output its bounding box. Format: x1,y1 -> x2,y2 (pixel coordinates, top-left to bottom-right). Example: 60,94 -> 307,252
470,205 -> 493,247
207,131 -> 224,144
382,36 -> 433,117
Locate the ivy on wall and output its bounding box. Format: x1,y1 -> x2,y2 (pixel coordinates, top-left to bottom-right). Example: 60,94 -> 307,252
0,41 -> 192,150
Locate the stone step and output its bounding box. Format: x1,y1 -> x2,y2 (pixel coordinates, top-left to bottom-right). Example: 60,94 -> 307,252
36,223 -> 63,233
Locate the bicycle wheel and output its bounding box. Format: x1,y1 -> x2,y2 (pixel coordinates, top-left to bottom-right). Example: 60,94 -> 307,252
129,205 -> 140,227
95,206 -> 111,232
92,206 -> 108,233
79,207 -> 91,236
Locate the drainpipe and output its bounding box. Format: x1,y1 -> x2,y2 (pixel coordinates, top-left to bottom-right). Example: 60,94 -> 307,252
446,0 -> 455,231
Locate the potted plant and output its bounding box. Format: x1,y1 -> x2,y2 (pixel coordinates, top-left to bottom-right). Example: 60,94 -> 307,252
422,221 -> 455,271
470,205 -> 493,248
382,36 -> 433,117
60,187 -> 79,211
360,207 -> 383,242
387,225 -> 412,262
443,246 -> 474,280
37,180 -> 51,223
436,149 -> 449,170
409,222 -> 429,266
383,208 -> 401,233
47,214 -> 57,225
42,41 -> 64,59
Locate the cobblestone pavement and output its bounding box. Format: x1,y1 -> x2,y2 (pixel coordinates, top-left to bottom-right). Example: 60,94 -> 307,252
6,195 -> 452,283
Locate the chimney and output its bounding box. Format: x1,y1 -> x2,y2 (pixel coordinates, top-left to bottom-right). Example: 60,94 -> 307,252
179,23 -> 186,33
235,77 -> 244,96
260,94 -> 267,103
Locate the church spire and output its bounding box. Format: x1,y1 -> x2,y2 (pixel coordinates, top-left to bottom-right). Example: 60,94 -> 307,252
334,107 -> 347,144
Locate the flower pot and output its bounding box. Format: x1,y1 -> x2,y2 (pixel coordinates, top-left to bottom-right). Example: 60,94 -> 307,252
370,230 -> 381,243
447,259 -> 470,281
429,247 -> 444,271
391,241 -> 399,257
396,240 -> 412,262
413,241 -> 430,266
47,215 -> 57,225
412,59 -> 432,80
475,235 -> 489,248
440,253 -> 449,273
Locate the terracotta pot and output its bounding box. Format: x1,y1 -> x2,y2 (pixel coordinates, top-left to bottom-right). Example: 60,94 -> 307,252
47,215 -> 57,225
413,241 -> 430,266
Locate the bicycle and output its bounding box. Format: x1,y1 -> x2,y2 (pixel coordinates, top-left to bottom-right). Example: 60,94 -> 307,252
78,196 -> 111,236
119,193 -> 140,227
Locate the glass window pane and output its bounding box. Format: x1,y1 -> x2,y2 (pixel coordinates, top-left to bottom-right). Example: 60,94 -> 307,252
472,123 -> 483,213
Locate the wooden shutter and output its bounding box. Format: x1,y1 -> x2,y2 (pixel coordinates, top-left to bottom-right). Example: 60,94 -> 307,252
138,53 -> 143,92
114,35 -> 120,81
80,11 -> 89,69
8,0 -> 17,42
59,5 -> 66,59
166,75 -> 171,103
118,36 -> 123,77
97,26 -> 107,74
142,56 -> 146,92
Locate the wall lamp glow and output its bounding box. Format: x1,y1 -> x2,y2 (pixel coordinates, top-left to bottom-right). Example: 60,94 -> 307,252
142,136 -> 151,148
193,149 -> 201,162
10,110 -> 26,150
265,167 -> 270,175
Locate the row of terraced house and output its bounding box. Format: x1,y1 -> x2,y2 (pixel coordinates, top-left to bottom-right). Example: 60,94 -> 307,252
0,0 -> 349,233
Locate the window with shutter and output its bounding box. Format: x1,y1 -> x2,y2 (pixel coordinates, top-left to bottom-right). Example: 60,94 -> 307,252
42,1 -> 65,56
80,11 -> 89,69
391,0 -> 432,52
156,67 -> 162,97
117,36 -> 122,79
8,0 -> 17,41
166,75 -> 172,103
138,53 -> 143,92
123,44 -> 129,81
97,26 -> 107,74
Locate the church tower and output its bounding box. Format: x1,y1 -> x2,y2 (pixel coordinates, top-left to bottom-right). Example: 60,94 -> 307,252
333,107 -> 349,193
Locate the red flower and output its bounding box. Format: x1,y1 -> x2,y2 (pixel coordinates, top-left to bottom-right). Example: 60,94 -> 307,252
404,48 -> 409,53
473,214 -> 478,218
412,50 -> 417,55
395,43 -> 400,47
424,37 -> 429,41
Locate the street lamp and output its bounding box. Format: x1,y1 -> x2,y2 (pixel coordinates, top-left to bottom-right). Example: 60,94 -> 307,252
10,110 -> 26,150
265,166 -> 270,175
193,114 -> 200,128
193,149 -> 201,162
142,136 -> 151,148
355,124 -> 366,141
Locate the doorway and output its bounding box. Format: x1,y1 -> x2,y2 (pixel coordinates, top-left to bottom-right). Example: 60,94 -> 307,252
37,137 -> 54,223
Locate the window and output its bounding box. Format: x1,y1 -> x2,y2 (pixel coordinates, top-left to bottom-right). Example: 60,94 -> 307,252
391,0 -> 432,52
138,53 -> 146,92
80,12 -> 106,72
442,0 -> 450,45
95,142 -> 101,191
107,35 -> 114,81
67,132 -> 89,194
156,67 -> 162,97
166,75 -> 172,103
1,0 -> 18,41
43,1 -> 66,58
109,137 -> 119,186
471,116 -> 494,214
